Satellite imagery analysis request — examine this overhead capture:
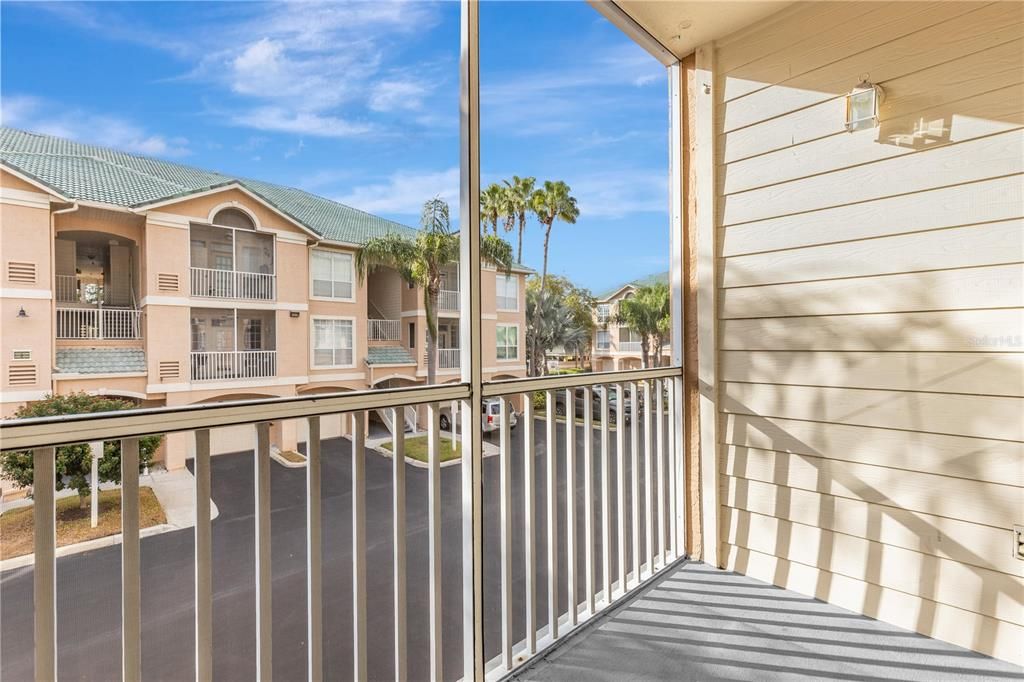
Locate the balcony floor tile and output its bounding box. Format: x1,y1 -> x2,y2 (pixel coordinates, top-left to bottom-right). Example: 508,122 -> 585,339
518,561 -> 1022,681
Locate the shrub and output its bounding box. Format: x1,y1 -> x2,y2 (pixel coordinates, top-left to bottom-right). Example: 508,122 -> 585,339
0,393 -> 162,504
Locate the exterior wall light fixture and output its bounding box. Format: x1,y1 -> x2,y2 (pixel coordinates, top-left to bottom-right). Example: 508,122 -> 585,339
846,79 -> 884,132
17,307 -> 29,318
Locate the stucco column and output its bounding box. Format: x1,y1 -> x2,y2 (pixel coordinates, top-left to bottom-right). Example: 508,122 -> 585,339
164,431 -> 191,471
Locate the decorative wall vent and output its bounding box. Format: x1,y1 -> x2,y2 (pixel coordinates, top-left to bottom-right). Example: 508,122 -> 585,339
157,273 -> 180,292
8,364 -> 37,386
158,361 -> 180,380
6,261 -> 37,284
12,349 -> 32,361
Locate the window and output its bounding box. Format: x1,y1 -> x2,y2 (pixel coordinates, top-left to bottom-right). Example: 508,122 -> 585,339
496,274 -> 518,311
312,318 -> 354,367
496,324 -> 518,360
212,207 -> 256,230
596,330 -> 611,350
408,322 -> 415,348
596,304 -> 610,322
311,250 -> 354,300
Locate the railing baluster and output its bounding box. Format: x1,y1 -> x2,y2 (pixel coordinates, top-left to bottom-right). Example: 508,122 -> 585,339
352,412 -> 367,681
499,398 -> 513,670
669,377 -> 679,560
254,422 -> 272,680
582,387 -> 595,617
306,417 -> 324,682
643,381 -> 654,577
629,381 -> 640,587
33,447 -> 56,682
656,380 -> 667,567
564,389 -> 577,627
427,403 -> 443,680
545,390 -> 559,641
194,430 -> 213,682
391,409 -> 407,682
600,386 -> 612,605
121,437 -> 141,680
615,383 -> 626,595
522,395 -> 536,653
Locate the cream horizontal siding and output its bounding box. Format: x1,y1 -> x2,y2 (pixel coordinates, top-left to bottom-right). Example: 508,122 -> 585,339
713,1 -> 1024,665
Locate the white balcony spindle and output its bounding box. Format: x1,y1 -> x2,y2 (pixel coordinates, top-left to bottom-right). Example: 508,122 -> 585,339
33,447 -> 57,682
499,398 -> 513,670
522,395 -> 537,654
121,437 -> 141,681
643,381 -> 654,577
254,422 -> 272,679
391,409 -> 407,681
352,412 -> 367,681
582,387 -> 595,617
545,390 -> 559,642
669,377 -> 680,560
656,380 -> 666,568
564,389 -> 577,626
600,386 -> 612,605
629,381 -> 640,586
616,383 -> 626,593
194,429 -> 213,682
306,417 -> 324,682
427,403 -> 443,681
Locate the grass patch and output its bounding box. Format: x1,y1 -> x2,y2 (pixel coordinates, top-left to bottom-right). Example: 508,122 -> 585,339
382,435 -> 462,463
277,450 -> 306,463
0,487 -> 166,560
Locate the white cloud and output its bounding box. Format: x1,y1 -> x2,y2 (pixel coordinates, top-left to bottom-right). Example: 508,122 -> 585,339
571,170 -> 666,218
369,79 -> 428,112
334,167 -> 460,215
231,107 -> 373,138
2,94 -> 190,157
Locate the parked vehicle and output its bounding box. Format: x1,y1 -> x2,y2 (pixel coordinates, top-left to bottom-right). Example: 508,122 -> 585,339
552,385 -> 632,425
439,398 -> 518,433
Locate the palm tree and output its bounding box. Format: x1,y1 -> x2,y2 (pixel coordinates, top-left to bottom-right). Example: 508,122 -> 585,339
503,175 -> 535,263
356,197 -> 513,384
530,180 -> 579,300
615,283 -> 668,368
480,183 -> 506,236
526,287 -> 589,376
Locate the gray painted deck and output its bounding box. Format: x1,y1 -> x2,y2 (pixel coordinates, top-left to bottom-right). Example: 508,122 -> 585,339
517,561 -> 1023,681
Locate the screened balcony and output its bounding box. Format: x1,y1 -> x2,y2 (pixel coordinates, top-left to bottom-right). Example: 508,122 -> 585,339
189,215 -> 275,301
189,308 -> 276,381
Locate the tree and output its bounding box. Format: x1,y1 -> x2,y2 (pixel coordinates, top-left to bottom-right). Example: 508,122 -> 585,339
480,183 -> 507,236
616,283 -> 669,368
525,274 -> 595,376
357,197 -> 513,384
529,180 -> 579,302
0,393 -> 162,506
503,175 -> 535,263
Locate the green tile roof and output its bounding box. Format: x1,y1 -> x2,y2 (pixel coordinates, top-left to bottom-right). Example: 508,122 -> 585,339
1,126 -> 417,245
596,271 -> 668,300
365,346 -> 417,366
55,348 -> 146,374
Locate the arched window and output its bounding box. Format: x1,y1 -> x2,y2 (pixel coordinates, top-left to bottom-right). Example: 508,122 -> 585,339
212,207 -> 256,230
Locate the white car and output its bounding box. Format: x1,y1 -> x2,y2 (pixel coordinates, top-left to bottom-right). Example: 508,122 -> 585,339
439,398 -> 518,433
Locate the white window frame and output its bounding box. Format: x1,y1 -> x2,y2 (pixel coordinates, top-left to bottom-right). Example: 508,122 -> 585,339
310,315 -> 356,369
310,248 -> 355,302
496,274 -> 518,312
495,323 -> 519,361
596,329 -> 611,351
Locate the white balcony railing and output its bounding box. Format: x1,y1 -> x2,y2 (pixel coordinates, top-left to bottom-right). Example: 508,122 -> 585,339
0,366 -> 682,681
438,288 -> 459,312
190,267 -> 275,301
619,341 -> 643,353
438,348 -> 460,369
190,350 -> 276,381
368,319 -> 401,342
56,307 -> 142,340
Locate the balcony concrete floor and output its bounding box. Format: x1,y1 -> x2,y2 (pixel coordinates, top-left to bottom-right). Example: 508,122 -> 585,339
517,561 -> 1022,682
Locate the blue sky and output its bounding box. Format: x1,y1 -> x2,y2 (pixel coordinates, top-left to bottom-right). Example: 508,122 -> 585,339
1,1 -> 669,293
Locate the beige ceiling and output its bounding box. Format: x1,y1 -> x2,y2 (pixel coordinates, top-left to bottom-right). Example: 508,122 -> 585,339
617,1 -> 793,58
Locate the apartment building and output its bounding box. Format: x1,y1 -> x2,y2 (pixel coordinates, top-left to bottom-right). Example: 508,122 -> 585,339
0,127 -> 529,465
591,271 -> 671,371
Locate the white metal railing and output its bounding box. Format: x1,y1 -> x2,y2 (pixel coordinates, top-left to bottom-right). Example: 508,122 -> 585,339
619,341 -> 642,352
189,350 -> 276,381
0,366 -> 683,681
190,267 -> 275,300
368,319 -> 401,341
56,306 -> 142,340
438,348 -> 460,369
438,289 -> 459,311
